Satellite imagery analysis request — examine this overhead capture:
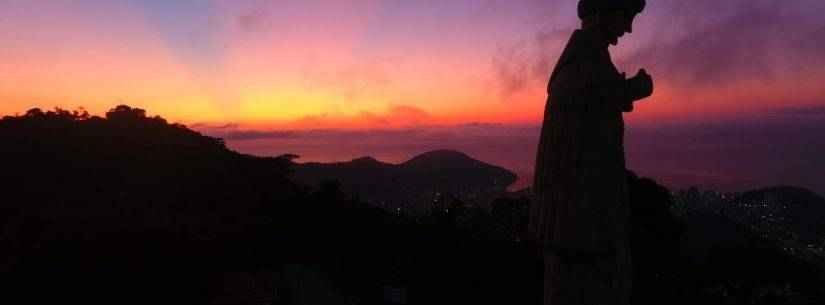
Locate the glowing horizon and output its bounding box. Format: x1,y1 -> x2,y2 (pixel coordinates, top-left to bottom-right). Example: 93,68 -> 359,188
3,0 -> 824,130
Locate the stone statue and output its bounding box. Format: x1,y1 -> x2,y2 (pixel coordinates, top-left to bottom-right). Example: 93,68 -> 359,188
529,0 -> 653,304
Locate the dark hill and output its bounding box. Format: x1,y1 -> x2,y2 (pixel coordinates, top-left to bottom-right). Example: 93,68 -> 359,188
735,186 -> 825,210
0,106 -> 298,231
0,106 -> 304,276
401,149 -> 479,169
292,150 -> 517,212
0,106 -> 328,303
729,186 -> 825,244
350,156 -> 390,167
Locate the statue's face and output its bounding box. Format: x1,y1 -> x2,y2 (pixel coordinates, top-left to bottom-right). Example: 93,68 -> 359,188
601,10 -> 636,46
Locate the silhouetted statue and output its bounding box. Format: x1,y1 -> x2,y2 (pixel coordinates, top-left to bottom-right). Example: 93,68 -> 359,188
529,1 -> 653,304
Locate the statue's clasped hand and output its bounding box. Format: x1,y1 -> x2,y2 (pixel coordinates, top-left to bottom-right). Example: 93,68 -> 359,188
627,68 -> 654,101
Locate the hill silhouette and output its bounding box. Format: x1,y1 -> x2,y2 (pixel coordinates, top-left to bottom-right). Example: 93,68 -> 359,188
672,185 -> 825,303
0,106 -> 305,303
0,106 -> 298,236
0,106 -> 535,304
731,186 -> 825,243
291,149 -> 517,213
676,186 -> 825,261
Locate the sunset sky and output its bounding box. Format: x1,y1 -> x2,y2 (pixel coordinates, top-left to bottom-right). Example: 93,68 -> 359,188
2,0 -> 824,193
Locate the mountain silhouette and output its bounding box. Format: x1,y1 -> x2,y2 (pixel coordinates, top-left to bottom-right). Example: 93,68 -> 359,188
729,186 -> 825,244
735,186 -> 825,210
401,149 -> 485,169
350,156 -> 390,167
673,186 -> 825,303
676,185 -> 825,262
0,106 -> 307,303
0,106 -> 298,236
291,149 -> 517,212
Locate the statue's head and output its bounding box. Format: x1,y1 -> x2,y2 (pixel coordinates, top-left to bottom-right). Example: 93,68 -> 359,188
578,0 -> 646,46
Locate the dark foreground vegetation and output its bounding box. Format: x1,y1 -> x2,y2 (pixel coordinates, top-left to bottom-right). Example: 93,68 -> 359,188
1,106 -> 822,304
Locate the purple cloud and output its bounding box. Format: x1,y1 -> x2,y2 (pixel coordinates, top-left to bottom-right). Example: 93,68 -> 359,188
621,2 -> 825,90
492,0 -> 825,99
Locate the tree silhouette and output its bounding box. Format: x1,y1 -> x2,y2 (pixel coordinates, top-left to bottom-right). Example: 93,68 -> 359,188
105,104 -> 146,121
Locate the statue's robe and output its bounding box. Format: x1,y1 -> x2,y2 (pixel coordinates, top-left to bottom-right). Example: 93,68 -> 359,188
529,28 -> 634,305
